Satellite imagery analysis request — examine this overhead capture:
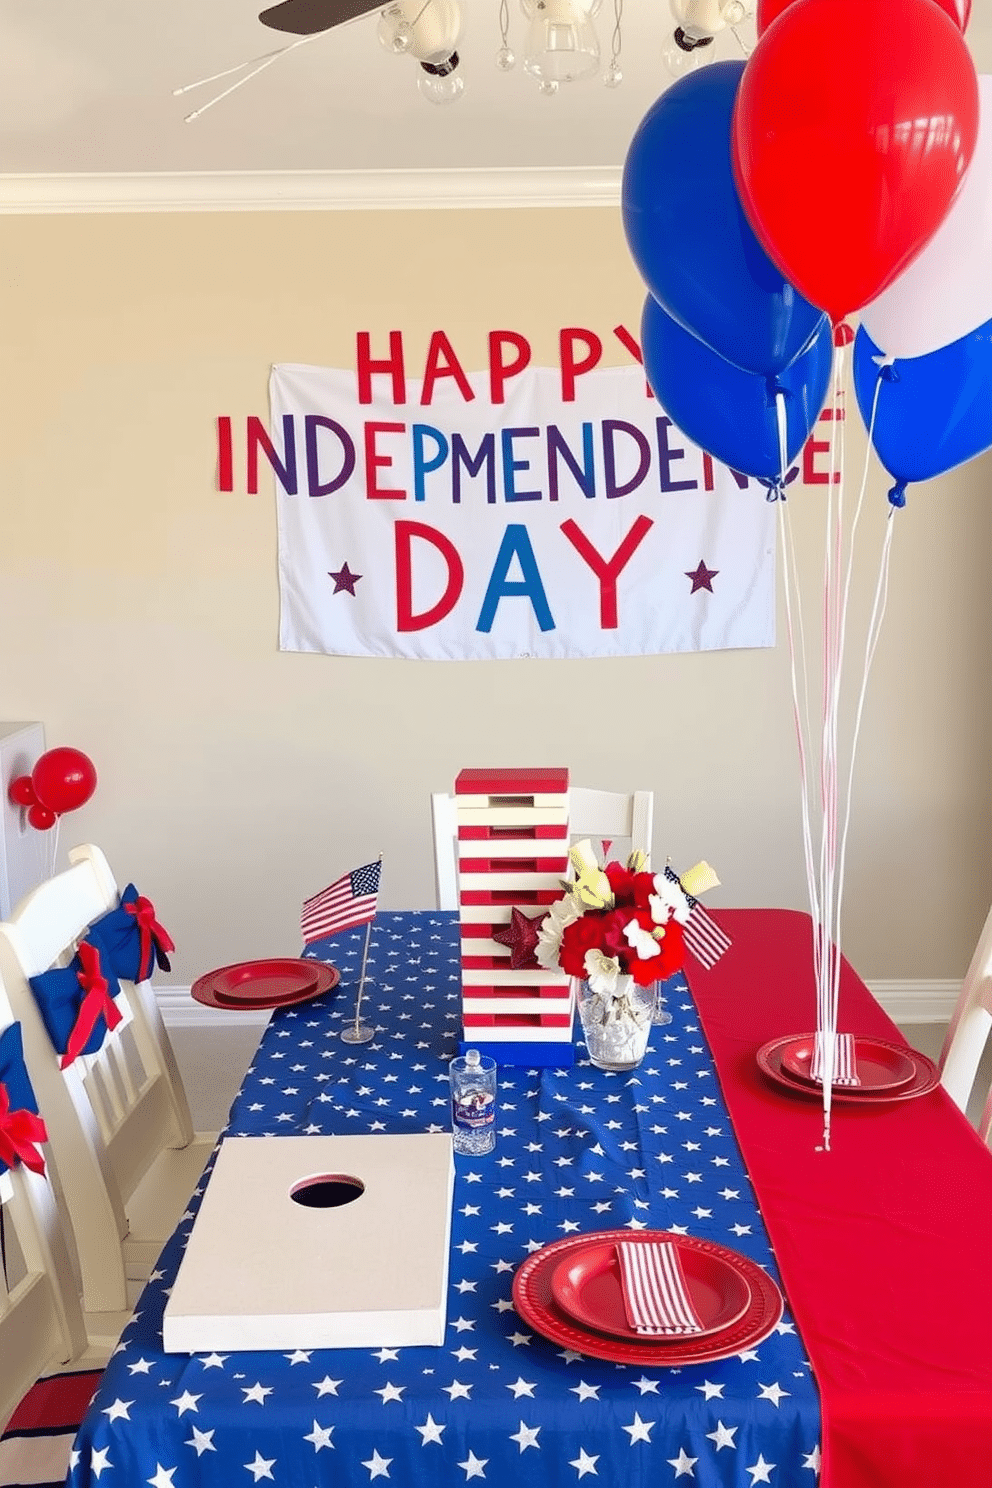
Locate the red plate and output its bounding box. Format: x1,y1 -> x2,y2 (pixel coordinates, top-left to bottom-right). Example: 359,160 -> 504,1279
550,1238 -> 751,1341
192,959 -> 340,1011
757,1034 -> 941,1105
513,1230 -> 783,1366
780,1034 -> 916,1093
213,959 -> 319,1006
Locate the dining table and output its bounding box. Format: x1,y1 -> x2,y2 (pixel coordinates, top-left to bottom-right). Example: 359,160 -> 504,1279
64,907 -> 992,1488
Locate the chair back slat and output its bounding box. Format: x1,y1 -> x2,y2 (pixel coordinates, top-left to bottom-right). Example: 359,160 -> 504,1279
939,904 -> 992,1141
0,1135 -> 87,1432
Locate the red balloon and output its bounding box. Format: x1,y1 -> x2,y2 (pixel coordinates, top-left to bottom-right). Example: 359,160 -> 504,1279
31,747 -> 98,815
27,803 -> 57,831
8,774 -> 38,807
733,0 -> 979,322
756,0 -> 971,33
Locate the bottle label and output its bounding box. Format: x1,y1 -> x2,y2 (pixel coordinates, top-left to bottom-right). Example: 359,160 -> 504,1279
452,1089 -> 495,1130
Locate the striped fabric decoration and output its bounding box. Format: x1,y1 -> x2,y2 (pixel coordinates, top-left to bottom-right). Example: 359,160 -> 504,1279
1,1371 -> 101,1488
810,1030 -> 861,1087
617,1241 -> 704,1335
663,867 -> 732,970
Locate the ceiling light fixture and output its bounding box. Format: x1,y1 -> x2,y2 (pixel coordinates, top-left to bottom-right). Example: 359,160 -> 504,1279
662,0 -> 748,77
173,0 -> 751,120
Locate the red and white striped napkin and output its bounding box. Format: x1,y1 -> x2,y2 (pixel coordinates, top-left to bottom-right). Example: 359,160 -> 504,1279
810,1031 -> 861,1086
616,1240 -> 704,1335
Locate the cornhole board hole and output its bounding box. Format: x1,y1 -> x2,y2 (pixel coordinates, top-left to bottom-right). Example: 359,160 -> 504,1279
163,1132 -> 455,1352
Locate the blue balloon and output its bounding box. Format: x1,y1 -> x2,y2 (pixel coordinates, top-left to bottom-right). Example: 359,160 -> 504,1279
853,321 -> 992,507
622,61 -> 827,379
641,293 -> 833,487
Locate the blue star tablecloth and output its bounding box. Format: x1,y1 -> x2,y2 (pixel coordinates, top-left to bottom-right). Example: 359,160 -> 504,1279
67,912 -> 821,1488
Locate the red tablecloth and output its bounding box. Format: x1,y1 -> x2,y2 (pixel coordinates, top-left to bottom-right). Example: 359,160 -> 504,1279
688,908 -> 992,1488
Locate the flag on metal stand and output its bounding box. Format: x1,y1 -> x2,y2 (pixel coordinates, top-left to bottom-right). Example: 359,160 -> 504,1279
301,859 -> 382,945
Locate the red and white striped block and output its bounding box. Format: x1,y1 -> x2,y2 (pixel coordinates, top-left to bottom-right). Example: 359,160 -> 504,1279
454,768 -> 573,1055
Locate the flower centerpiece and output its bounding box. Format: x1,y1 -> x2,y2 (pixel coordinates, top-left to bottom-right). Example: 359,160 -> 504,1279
535,839 -> 692,1071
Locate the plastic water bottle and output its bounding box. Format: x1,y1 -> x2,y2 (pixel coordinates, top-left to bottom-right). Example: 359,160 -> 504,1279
450,1049 -> 497,1156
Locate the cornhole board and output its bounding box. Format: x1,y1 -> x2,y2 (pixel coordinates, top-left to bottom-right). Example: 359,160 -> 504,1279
163,1133 -> 454,1352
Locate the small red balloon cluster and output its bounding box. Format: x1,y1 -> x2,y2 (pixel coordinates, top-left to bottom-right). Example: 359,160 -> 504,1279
8,748 -> 98,831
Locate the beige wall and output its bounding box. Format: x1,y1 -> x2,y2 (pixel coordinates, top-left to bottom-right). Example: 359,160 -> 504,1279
0,206 -> 989,985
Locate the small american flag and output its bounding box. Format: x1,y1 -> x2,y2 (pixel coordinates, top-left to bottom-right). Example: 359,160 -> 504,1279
664,865 -> 732,970
301,859 -> 381,945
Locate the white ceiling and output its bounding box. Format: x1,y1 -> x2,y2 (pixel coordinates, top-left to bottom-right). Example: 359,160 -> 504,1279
0,1 -> 988,194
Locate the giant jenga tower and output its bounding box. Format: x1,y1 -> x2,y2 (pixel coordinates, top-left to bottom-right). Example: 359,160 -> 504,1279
455,767 -> 575,1067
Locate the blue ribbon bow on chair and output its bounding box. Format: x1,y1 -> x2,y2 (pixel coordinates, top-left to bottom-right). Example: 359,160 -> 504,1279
0,1022 -> 48,1175
29,939 -> 124,1069
88,884 -> 174,983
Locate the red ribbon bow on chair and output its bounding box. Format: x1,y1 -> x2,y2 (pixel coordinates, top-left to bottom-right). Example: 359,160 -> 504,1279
124,896 -> 175,981
61,940 -> 123,1070
0,1081 -> 48,1175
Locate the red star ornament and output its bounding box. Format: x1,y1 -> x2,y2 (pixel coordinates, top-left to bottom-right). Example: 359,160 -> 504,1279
491,907 -> 546,969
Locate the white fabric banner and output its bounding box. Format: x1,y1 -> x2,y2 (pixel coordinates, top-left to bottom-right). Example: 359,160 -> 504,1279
270,362 -> 775,661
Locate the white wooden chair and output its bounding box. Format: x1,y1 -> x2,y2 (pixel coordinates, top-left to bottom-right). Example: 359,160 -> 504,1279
0,981 -> 119,1436
431,787 -> 655,911
0,1142 -> 88,1435
568,787 -> 655,867
0,845 -> 217,1318
939,903 -> 992,1145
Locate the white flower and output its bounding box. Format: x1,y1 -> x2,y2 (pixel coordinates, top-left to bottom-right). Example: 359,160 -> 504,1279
623,919 -> 661,961
583,949 -> 623,996
651,874 -> 692,925
535,893 -> 583,971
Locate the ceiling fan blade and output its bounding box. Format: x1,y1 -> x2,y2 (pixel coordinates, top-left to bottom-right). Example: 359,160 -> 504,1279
258,0 -> 382,33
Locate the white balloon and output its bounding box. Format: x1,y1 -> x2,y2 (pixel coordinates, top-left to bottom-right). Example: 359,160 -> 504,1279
860,74 -> 992,359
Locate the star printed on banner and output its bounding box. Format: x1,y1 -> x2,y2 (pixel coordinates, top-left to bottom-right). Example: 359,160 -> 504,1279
685,559 -> 719,593
415,1414 -> 446,1444
510,1421 -> 541,1452
746,1455 -> 777,1484
570,1448 -> 600,1477
622,1412 -> 655,1444
706,1421 -> 738,1450
186,1426 -> 217,1455
491,907 -> 545,968
90,1447 -> 112,1479
452,1346 -> 478,1363
443,1379 -> 473,1399
362,1449 -> 393,1479
304,1421 -> 335,1452
170,1391 -> 201,1416
285,1350 -> 311,1365
459,1450 -> 489,1478
373,1348 -> 400,1363
507,1377 -> 537,1398
328,562 -> 361,595
668,1446 -> 699,1477
245,1451 -> 276,1481
696,1380 -> 725,1400
757,1381 -> 790,1407
570,1381 -> 600,1401
802,1445 -> 822,1472
128,1358 -> 155,1375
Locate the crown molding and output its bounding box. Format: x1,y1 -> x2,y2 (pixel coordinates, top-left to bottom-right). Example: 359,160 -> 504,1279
0,167 -> 622,216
